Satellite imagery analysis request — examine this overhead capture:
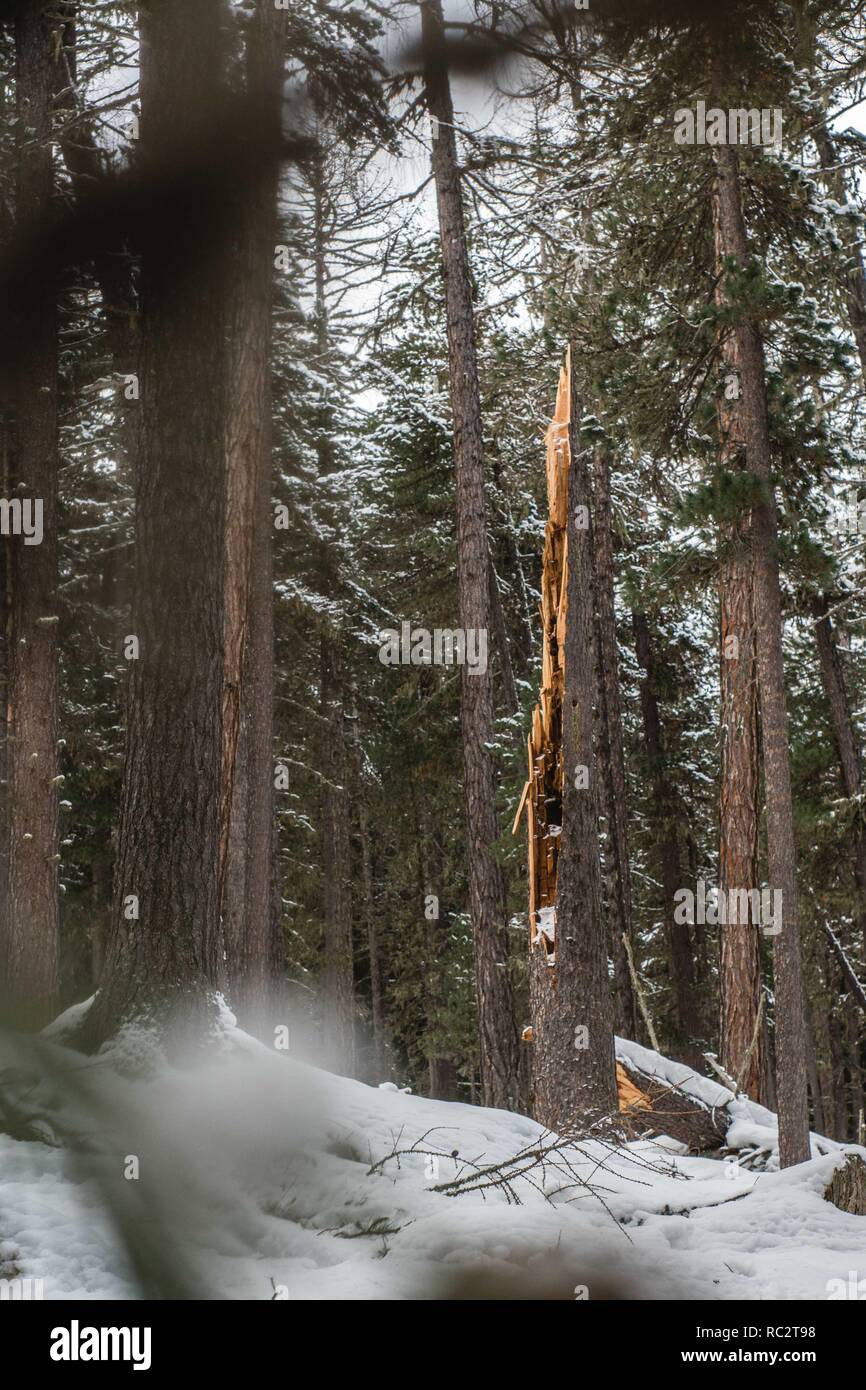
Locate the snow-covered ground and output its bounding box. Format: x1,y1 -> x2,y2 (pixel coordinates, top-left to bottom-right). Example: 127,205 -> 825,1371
1,1004 -> 864,1301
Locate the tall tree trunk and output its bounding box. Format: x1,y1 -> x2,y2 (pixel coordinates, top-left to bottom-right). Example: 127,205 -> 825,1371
220,0 -> 284,1023
84,0 -> 231,1047
0,134 -> 10,966
711,125 -> 810,1165
223,708 -> 250,992
813,595 -> 866,957
4,3 -> 61,1026
710,97 -> 765,1104
632,611 -> 701,1059
533,349 -> 617,1133
52,8 -> 138,972
238,458 -> 280,1015
592,445 -> 637,1040
306,141 -> 356,1075
716,521 -> 764,1101
420,0 -> 518,1108
0,429 -> 9,974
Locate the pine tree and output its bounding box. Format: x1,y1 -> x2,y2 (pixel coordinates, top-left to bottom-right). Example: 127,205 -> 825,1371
419,0 -> 519,1108
85,0 -> 234,1047
220,0 -> 285,1025
532,350 -> 618,1131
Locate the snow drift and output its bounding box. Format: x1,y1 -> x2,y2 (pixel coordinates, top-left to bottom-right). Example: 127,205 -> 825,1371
0,1003 -> 864,1301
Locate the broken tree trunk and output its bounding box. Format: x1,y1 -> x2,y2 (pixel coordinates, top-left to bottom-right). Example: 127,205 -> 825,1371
514,350 -> 617,1133
516,356 -> 570,967
592,444 -> 638,1041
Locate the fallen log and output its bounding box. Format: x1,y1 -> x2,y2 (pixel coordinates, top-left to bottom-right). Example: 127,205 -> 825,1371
616,1060 -> 731,1153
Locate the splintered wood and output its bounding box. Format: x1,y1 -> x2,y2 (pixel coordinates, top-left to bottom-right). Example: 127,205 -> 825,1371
513,353 -> 571,965
518,1040 -> 654,1113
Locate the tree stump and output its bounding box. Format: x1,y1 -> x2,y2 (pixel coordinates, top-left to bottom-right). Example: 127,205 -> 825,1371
823,1153 -> 866,1215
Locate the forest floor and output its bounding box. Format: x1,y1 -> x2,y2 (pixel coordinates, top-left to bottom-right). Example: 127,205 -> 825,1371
1,1004 -> 864,1301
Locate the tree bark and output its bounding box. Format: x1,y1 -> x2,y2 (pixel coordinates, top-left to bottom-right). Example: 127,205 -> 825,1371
237,457 -> 280,1015
220,0 -> 284,1024
420,0 -> 519,1109
717,537 -> 764,1101
709,96 -> 767,1105
84,0 -> 232,1047
824,1153 -> 866,1216
533,349 -> 617,1134
711,129 -> 810,1165
4,3 -> 61,1026
0,428 -> 9,973
591,444 -> 638,1040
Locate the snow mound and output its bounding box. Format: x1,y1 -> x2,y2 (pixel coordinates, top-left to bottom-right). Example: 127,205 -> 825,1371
0,1016 -> 863,1300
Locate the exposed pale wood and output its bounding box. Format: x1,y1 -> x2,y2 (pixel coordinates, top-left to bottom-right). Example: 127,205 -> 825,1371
524,354 -> 573,964
527,796 -> 537,935
512,779 -> 531,835
519,1044 -> 652,1115
616,1062 -> 653,1112
532,705 -> 543,753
